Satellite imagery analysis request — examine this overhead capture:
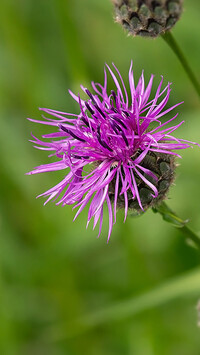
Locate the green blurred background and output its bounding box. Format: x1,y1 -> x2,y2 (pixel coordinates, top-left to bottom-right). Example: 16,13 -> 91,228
0,0 -> 200,354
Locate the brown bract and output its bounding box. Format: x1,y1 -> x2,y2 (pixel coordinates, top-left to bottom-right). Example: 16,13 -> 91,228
108,151 -> 176,214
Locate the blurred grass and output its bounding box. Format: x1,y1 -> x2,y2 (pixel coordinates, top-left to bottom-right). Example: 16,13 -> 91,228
0,0 -> 200,354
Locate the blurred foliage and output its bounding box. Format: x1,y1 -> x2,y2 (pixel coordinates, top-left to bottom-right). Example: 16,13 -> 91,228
0,0 -> 200,354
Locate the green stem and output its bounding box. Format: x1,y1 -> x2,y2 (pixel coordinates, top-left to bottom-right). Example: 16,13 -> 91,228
181,225 -> 200,249
162,32 -> 200,98
153,201 -> 200,250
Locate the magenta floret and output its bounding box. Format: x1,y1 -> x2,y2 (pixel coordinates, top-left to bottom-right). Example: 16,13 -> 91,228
27,62 -> 196,241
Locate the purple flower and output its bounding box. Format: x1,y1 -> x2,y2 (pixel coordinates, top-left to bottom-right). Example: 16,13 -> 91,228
27,62 -> 196,241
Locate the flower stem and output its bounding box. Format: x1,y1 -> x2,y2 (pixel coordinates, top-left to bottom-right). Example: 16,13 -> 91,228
153,201 -> 200,250
161,32 -> 200,98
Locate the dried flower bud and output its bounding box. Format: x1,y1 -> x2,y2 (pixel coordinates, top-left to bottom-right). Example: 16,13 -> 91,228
112,0 -> 183,37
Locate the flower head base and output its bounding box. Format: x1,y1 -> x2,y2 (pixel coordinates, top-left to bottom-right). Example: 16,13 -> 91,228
112,0 -> 183,38
28,62 -> 196,241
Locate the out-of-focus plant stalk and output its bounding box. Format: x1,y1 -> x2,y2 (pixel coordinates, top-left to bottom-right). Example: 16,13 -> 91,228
162,32 -> 200,99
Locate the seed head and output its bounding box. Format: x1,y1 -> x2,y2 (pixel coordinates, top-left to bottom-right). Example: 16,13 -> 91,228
112,0 -> 183,37
27,62 -> 196,241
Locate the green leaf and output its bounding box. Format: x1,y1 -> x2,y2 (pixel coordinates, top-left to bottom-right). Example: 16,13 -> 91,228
153,202 -> 200,250
152,202 -> 188,228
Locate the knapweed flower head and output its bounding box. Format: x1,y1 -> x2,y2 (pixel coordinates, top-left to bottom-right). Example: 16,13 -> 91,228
112,0 -> 183,38
28,62 -> 196,241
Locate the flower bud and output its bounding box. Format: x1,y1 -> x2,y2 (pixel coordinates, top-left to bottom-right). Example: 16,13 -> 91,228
112,0 -> 183,37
